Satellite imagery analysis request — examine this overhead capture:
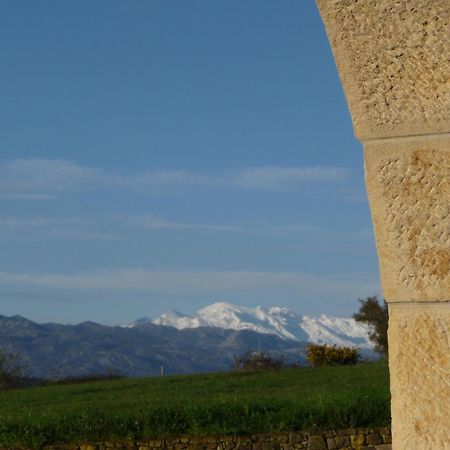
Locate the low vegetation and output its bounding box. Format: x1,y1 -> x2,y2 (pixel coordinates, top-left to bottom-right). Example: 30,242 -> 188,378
232,350 -> 284,371
306,344 -> 360,367
0,349 -> 27,389
0,361 -> 390,448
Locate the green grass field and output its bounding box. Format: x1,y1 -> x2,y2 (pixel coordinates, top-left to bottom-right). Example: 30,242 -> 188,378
0,362 -> 390,448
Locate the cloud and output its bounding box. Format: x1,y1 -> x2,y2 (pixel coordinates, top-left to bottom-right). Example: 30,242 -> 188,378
0,268 -> 380,299
0,159 -> 211,197
0,214 -> 245,240
0,211 -> 356,242
117,214 -> 244,233
0,194 -> 57,201
0,217 -> 86,229
0,159 -> 104,195
231,166 -> 351,190
260,223 -> 326,234
0,212 -> 372,243
0,158 -> 351,198
0,216 -> 117,241
122,216 -> 347,237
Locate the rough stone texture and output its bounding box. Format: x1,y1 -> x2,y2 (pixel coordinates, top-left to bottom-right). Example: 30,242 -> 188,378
32,430 -> 392,450
315,1 -> 450,449
316,0 -> 450,140
317,0 -> 450,139
364,135 -> 450,302
388,304 -> 450,449
307,435 -> 327,450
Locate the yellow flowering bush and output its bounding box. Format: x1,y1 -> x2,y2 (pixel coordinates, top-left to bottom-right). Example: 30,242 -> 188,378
306,344 -> 360,367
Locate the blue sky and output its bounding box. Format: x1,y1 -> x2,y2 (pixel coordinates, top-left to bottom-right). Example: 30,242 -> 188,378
0,0 -> 380,324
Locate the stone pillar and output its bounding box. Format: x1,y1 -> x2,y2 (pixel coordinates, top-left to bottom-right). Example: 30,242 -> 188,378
315,1 -> 449,449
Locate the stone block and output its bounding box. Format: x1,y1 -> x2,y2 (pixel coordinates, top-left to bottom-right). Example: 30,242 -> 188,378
307,435 -> 326,450
350,434 -> 364,449
388,303 -> 450,449
365,434 -> 382,446
327,435 -> 350,449
364,136 -> 450,302
288,433 -> 303,444
173,444 -> 187,450
315,0 -> 450,140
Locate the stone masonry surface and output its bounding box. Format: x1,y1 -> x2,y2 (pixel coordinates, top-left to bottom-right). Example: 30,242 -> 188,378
315,0 -> 450,140
34,428 -> 392,450
364,136 -> 450,301
315,1 -> 449,449
388,304 -> 450,449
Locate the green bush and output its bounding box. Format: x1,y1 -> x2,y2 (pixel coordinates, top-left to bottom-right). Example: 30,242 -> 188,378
306,344 -> 360,367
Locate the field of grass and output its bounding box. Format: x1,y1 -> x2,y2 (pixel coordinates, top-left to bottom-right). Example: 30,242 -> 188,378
0,361 -> 390,448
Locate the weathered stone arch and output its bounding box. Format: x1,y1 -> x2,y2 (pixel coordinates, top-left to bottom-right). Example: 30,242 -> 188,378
315,1 -> 449,449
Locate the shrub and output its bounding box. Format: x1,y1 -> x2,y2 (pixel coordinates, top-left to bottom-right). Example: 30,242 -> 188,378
306,344 -> 360,367
232,350 -> 284,371
0,349 -> 26,389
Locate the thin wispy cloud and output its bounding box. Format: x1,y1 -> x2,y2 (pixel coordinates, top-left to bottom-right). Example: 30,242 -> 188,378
118,214 -> 244,233
123,217 -> 332,237
0,158 -> 351,198
0,216 -> 117,241
232,166 -> 351,190
0,194 -> 57,201
0,159 -> 104,195
0,214 -> 244,239
260,223 -> 327,235
0,213 -> 359,241
0,268 -> 380,299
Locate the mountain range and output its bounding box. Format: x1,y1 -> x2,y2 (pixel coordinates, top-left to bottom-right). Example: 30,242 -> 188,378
0,303 -> 375,379
130,302 -> 373,351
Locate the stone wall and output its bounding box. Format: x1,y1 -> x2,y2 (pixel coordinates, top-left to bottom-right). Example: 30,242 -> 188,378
40,428 -> 392,450
315,1 -> 449,449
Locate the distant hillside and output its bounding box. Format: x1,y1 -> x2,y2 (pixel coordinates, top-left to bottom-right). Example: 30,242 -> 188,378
0,315 -> 308,379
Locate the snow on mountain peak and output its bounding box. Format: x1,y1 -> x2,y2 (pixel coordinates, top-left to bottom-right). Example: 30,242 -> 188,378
153,308 -> 205,329
129,302 -> 374,351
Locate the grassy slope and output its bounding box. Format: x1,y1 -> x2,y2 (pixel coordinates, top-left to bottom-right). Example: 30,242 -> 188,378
0,362 -> 390,447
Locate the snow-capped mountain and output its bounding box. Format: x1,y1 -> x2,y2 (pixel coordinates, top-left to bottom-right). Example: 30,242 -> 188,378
130,302 -> 374,351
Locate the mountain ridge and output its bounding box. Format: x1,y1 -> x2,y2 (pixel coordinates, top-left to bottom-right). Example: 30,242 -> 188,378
0,303 -> 375,379
0,314 -> 309,379
131,302 -> 373,350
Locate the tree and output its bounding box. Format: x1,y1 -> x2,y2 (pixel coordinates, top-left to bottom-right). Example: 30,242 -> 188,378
0,349 -> 25,389
353,296 -> 388,356
232,350 -> 284,371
